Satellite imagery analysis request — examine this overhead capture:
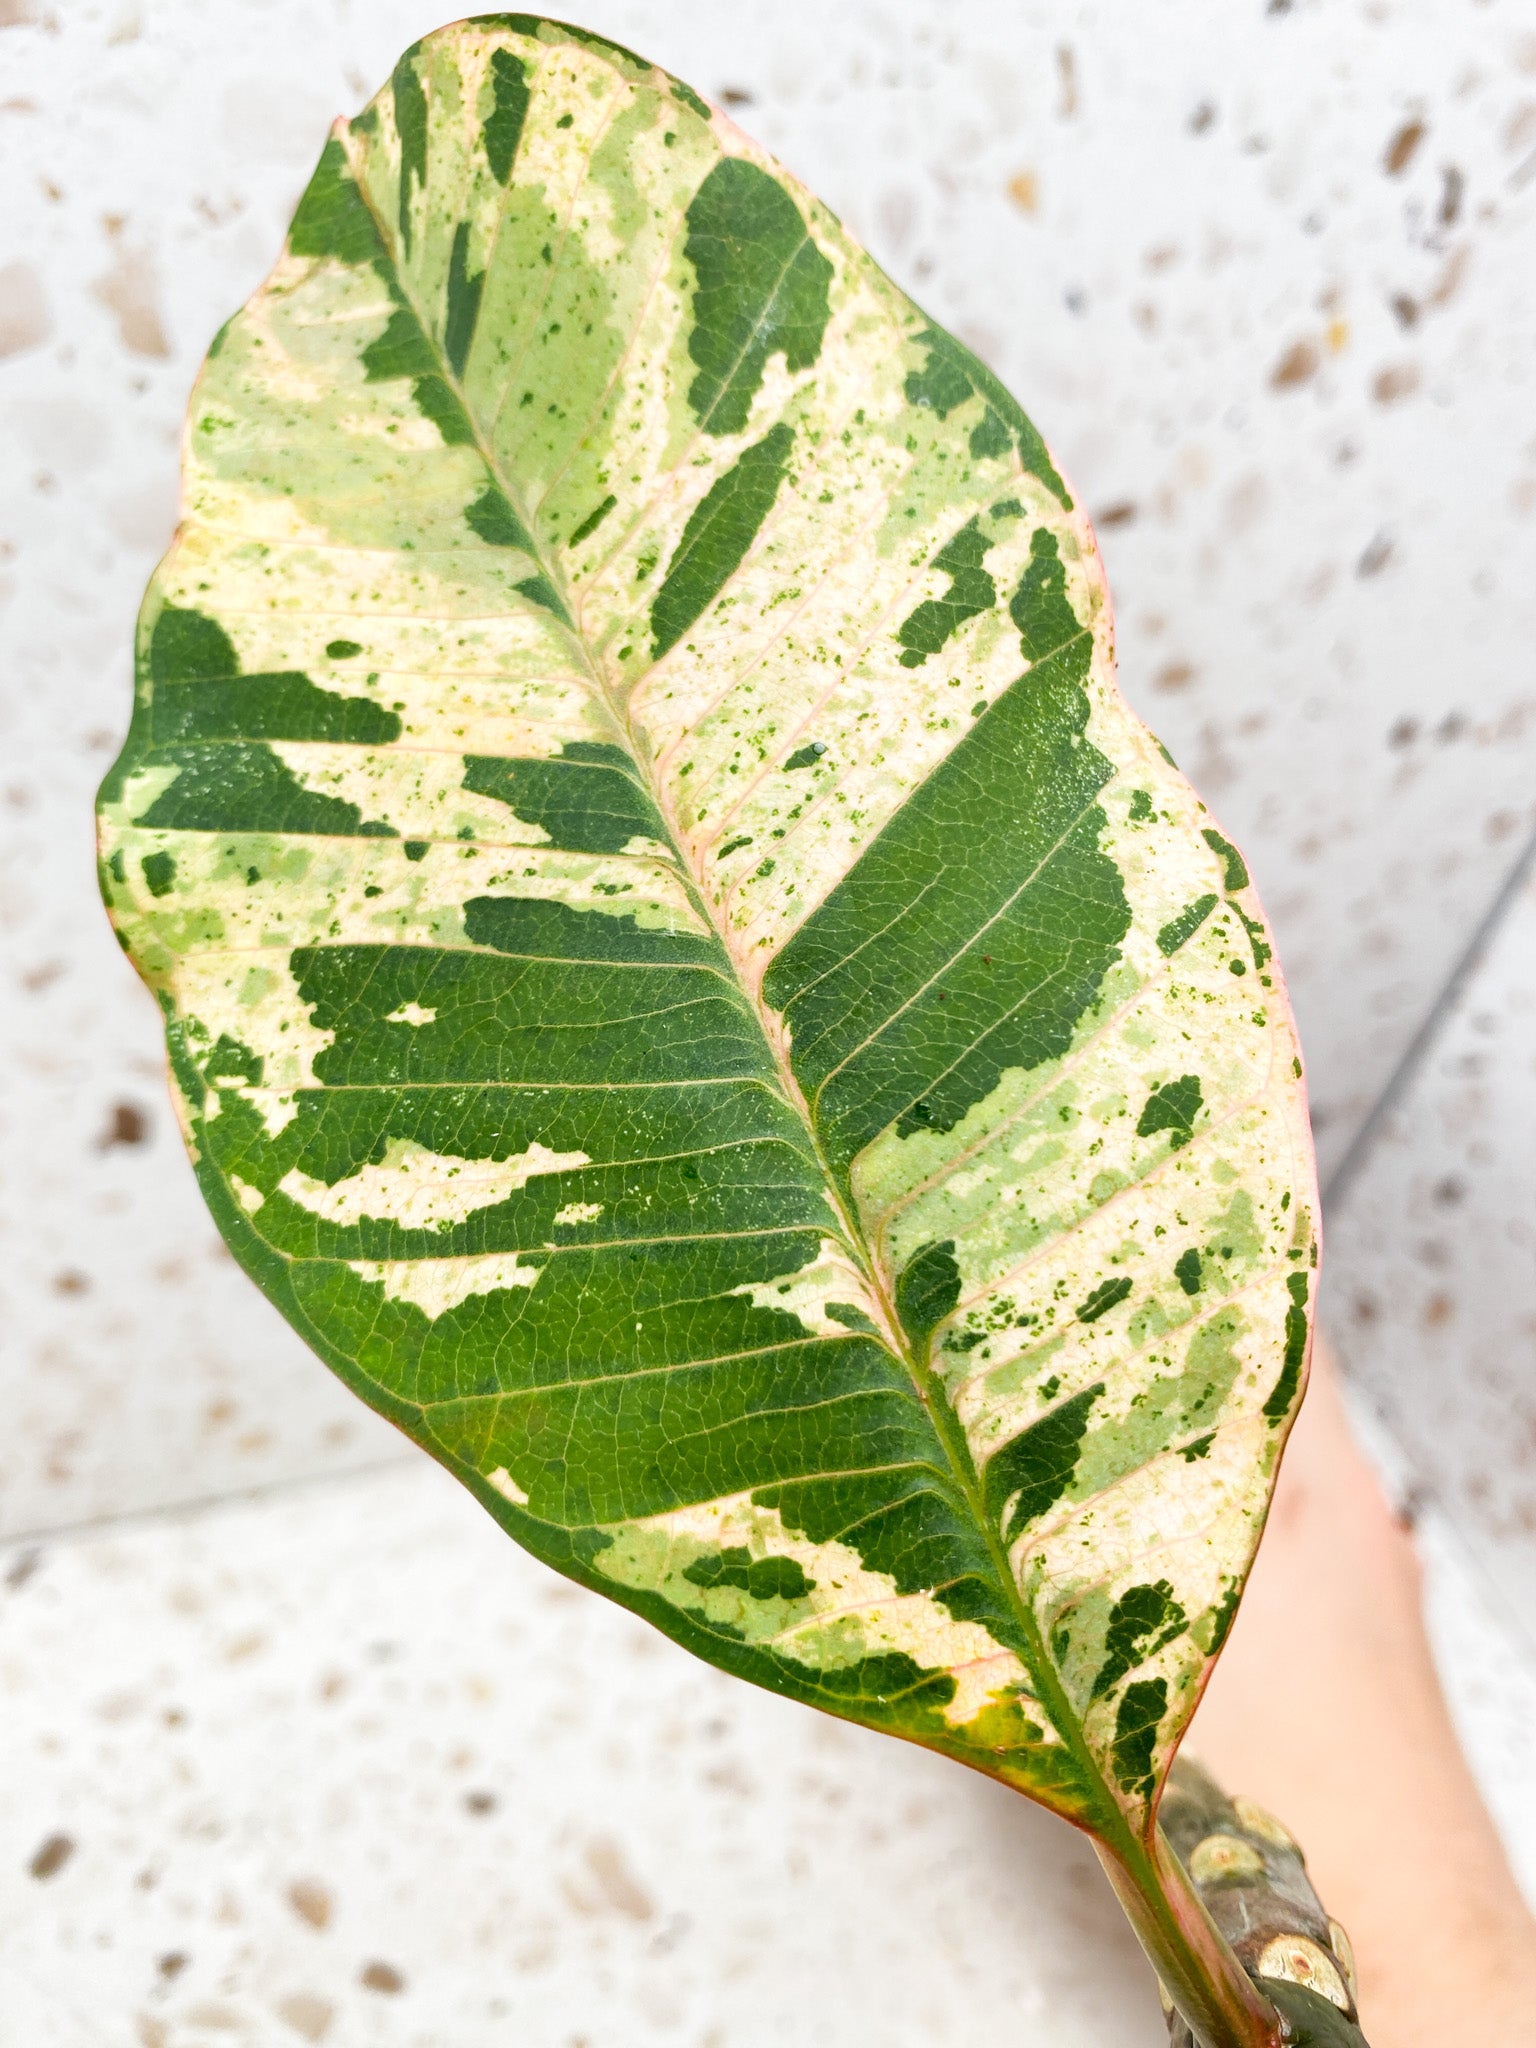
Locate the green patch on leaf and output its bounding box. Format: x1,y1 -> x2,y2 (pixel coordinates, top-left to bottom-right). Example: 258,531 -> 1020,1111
392,47 -> 429,251
896,516 -> 996,667
135,743 -> 391,839
362,299 -> 475,446
462,743 -> 665,855
464,482 -> 536,552
1137,1074 -> 1203,1148
784,739 -> 826,770
205,1034 -> 264,1086
141,849 -> 176,898
895,1239 -> 961,1354
1202,826 -> 1249,893
483,45 -> 531,184
985,1384 -> 1104,1543
149,605 -> 238,685
683,157 -> 832,435
1077,1275 -> 1132,1323
1157,893 -> 1218,957
1010,528 -> 1082,661
1263,1271 -> 1310,1423
904,324 -> 1070,507
1090,1580 -> 1186,1700
154,672 -> 401,748
651,423 -> 794,656
766,634 -> 1128,1161
568,493 -> 617,546
444,221 -> 485,378
682,1547 -> 815,1600
287,136 -> 383,267
1110,1677 -> 1167,1799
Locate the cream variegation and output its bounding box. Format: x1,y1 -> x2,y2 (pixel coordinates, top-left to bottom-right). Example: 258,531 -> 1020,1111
98,20 -> 1316,2043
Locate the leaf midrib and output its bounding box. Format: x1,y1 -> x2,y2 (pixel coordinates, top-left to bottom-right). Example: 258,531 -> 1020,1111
334,113 -> 1136,1850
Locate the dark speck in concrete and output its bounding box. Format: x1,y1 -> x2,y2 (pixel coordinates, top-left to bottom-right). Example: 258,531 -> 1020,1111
1270,338 -> 1318,389
5,1548 -> 43,1590
98,1101 -> 149,1148
1384,119 -> 1426,176
30,1833 -> 74,1880
1357,532 -> 1395,578
287,1878 -> 332,1930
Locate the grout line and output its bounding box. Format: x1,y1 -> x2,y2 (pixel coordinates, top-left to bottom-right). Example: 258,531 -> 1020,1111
1340,1367 -> 1536,1662
0,1450 -> 419,1560
1419,1492 -> 1536,1671
1324,819 -> 1536,1660
1323,818 -> 1536,1217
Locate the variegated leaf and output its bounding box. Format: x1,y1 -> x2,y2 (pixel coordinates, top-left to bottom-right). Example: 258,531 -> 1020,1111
97,15 -> 1316,1854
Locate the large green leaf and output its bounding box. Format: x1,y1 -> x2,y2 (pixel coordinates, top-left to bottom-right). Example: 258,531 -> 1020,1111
98,15 -> 1315,1857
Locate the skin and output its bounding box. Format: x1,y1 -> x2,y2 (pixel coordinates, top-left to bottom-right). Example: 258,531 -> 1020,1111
1189,1333 -> 1536,2046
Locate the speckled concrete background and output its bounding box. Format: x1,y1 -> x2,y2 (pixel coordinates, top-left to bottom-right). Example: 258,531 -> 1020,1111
3,3 -> 1535,2042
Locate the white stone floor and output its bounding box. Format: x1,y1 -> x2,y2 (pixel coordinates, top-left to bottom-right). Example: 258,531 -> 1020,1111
4,2 -> 1536,2041
2,1460 -> 1171,2048
1,1464 -> 1535,2047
